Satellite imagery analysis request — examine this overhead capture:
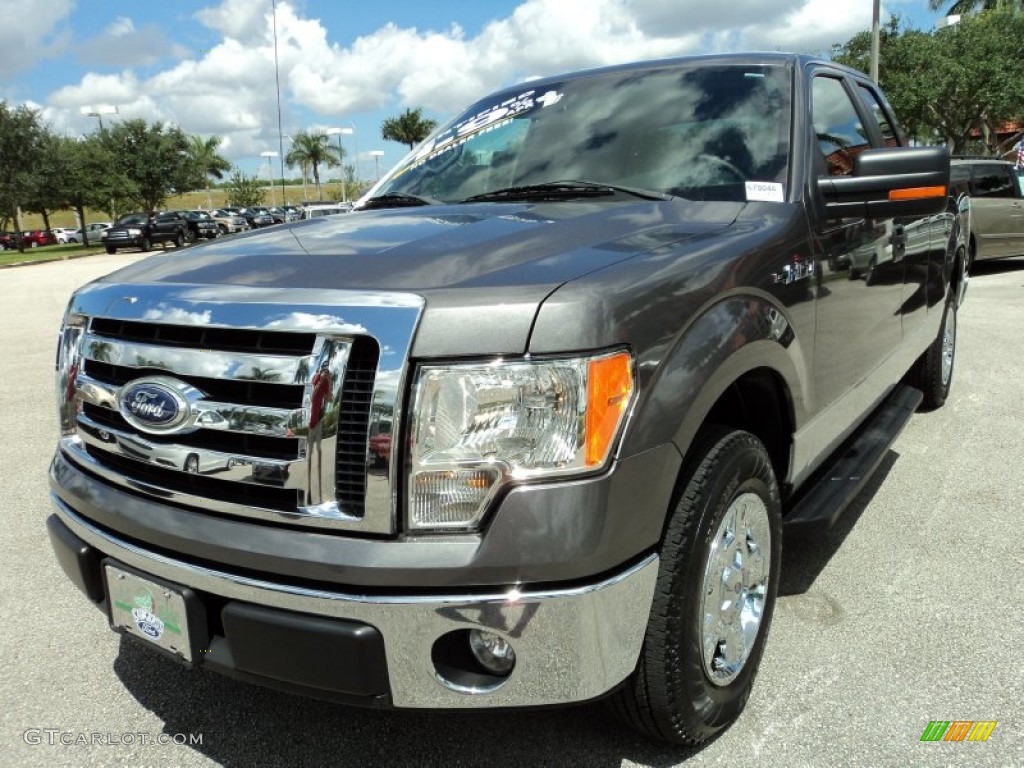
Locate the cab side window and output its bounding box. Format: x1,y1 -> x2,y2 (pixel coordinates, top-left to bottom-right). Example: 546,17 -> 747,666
812,76 -> 870,177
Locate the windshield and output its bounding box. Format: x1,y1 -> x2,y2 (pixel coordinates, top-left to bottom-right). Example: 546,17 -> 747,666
375,63 -> 792,204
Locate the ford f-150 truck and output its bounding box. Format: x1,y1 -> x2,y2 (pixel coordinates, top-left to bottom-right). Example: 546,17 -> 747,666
48,54 -> 965,745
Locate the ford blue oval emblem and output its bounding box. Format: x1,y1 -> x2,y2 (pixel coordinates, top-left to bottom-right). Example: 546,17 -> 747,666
118,377 -> 193,434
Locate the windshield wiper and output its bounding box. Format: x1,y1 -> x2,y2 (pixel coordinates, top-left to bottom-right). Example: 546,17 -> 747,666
359,193 -> 440,210
461,180 -> 673,203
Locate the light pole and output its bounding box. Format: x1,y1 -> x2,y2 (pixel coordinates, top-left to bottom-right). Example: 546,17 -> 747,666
327,127 -> 354,201
369,150 -> 385,182
80,104 -> 118,131
870,0 -> 880,83
261,151 -> 279,206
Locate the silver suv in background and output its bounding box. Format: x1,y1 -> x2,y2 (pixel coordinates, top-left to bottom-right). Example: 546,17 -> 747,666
951,157 -> 1024,267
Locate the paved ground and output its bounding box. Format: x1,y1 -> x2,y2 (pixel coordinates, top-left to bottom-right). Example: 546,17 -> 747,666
1,253 -> 1021,767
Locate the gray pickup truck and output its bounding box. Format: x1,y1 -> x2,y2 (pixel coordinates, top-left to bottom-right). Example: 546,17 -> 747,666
48,53 -> 964,745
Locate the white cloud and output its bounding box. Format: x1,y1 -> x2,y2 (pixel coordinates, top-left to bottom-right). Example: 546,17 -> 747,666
107,17 -> 136,36
0,0 -> 74,81
30,0 -> 878,166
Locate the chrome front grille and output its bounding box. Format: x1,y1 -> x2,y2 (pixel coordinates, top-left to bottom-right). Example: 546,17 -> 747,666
57,283 -> 423,536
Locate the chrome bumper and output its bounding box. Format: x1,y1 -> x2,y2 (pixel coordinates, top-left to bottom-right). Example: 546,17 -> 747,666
52,497 -> 658,708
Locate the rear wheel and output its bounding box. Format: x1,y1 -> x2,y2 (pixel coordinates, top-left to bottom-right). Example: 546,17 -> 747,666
608,427 -> 781,745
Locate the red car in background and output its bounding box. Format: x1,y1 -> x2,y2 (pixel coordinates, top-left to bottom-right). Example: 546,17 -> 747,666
20,230 -> 58,247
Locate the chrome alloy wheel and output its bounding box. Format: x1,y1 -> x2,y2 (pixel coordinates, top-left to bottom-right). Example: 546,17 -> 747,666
941,305 -> 956,387
700,492 -> 771,686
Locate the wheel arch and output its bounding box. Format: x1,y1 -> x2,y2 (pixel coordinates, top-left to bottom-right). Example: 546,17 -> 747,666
621,296 -> 808,500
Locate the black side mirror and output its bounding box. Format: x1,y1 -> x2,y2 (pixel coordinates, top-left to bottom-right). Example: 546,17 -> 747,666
819,146 -> 950,219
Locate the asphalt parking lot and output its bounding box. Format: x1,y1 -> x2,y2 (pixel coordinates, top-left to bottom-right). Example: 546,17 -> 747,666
1,253 -> 1021,767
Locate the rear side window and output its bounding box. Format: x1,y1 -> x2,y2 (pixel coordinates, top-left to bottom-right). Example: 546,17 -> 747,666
856,84 -> 899,147
971,164 -> 1015,198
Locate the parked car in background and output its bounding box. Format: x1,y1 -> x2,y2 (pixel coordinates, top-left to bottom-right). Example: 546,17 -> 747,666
0,231 -> 17,250
206,209 -> 249,235
51,227 -> 81,244
177,210 -> 219,242
301,203 -> 351,219
21,230 -> 57,248
951,157 -> 1024,267
236,206 -> 275,228
266,206 -> 301,224
82,222 -> 113,240
103,212 -> 188,253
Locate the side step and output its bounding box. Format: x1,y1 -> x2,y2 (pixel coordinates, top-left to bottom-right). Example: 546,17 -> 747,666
783,384 -> 923,534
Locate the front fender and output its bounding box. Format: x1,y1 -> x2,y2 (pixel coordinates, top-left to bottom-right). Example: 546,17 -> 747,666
621,295 -> 810,466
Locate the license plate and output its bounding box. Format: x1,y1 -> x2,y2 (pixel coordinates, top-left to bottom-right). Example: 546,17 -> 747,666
105,565 -> 193,662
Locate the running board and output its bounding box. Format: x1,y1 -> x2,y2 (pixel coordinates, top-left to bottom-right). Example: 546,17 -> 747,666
783,385 -> 923,534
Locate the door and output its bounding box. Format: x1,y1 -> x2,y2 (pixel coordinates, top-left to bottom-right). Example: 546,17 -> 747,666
808,73 -> 905,413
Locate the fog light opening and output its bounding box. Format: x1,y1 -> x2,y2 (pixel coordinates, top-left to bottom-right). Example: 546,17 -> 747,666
431,629 -> 516,694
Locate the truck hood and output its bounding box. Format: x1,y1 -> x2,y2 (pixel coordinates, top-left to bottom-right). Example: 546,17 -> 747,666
98,200 -> 744,355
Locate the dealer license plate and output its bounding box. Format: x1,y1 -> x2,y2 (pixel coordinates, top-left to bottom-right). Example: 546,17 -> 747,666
105,564 -> 193,662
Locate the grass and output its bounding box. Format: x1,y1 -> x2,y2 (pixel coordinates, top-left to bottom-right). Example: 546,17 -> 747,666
0,242 -> 108,268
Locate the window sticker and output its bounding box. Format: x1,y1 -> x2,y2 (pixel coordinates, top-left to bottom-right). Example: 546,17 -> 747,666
745,181 -> 785,202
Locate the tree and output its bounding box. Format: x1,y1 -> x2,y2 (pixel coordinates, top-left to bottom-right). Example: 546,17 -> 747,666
224,169 -> 265,208
285,131 -> 341,201
928,0 -> 1022,15
381,107 -> 438,150
187,134 -> 231,209
0,101 -> 46,250
99,119 -> 204,214
831,10 -> 1024,154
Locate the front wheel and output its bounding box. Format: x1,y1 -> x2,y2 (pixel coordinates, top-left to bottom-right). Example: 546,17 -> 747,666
105,245 -> 116,254
608,428 -> 781,745
908,289 -> 956,410
139,237 -> 151,252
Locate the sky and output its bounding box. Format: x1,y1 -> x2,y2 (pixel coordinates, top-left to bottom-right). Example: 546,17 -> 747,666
0,0 -> 950,181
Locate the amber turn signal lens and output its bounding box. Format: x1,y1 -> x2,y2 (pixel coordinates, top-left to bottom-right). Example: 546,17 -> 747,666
585,352 -> 634,467
888,185 -> 946,201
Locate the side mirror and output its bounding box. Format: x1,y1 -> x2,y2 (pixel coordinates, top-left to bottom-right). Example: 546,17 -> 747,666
819,146 -> 950,219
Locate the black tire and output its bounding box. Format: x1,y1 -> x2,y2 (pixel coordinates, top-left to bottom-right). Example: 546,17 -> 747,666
908,288 -> 956,410
218,224 -> 228,235
608,427 -> 781,745
139,237 -> 151,252
175,230 -> 187,247
105,245 -> 116,254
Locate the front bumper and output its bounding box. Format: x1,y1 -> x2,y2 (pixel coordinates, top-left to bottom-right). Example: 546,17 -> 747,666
49,498 -> 658,708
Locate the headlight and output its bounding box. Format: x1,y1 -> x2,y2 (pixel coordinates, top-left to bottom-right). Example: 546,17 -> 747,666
127,228 -> 142,235
407,350 -> 634,531
56,309 -> 87,436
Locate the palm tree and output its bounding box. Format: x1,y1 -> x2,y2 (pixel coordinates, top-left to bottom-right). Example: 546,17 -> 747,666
381,107 -> 438,150
285,131 -> 341,201
187,135 -> 231,209
928,0 -> 1022,13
